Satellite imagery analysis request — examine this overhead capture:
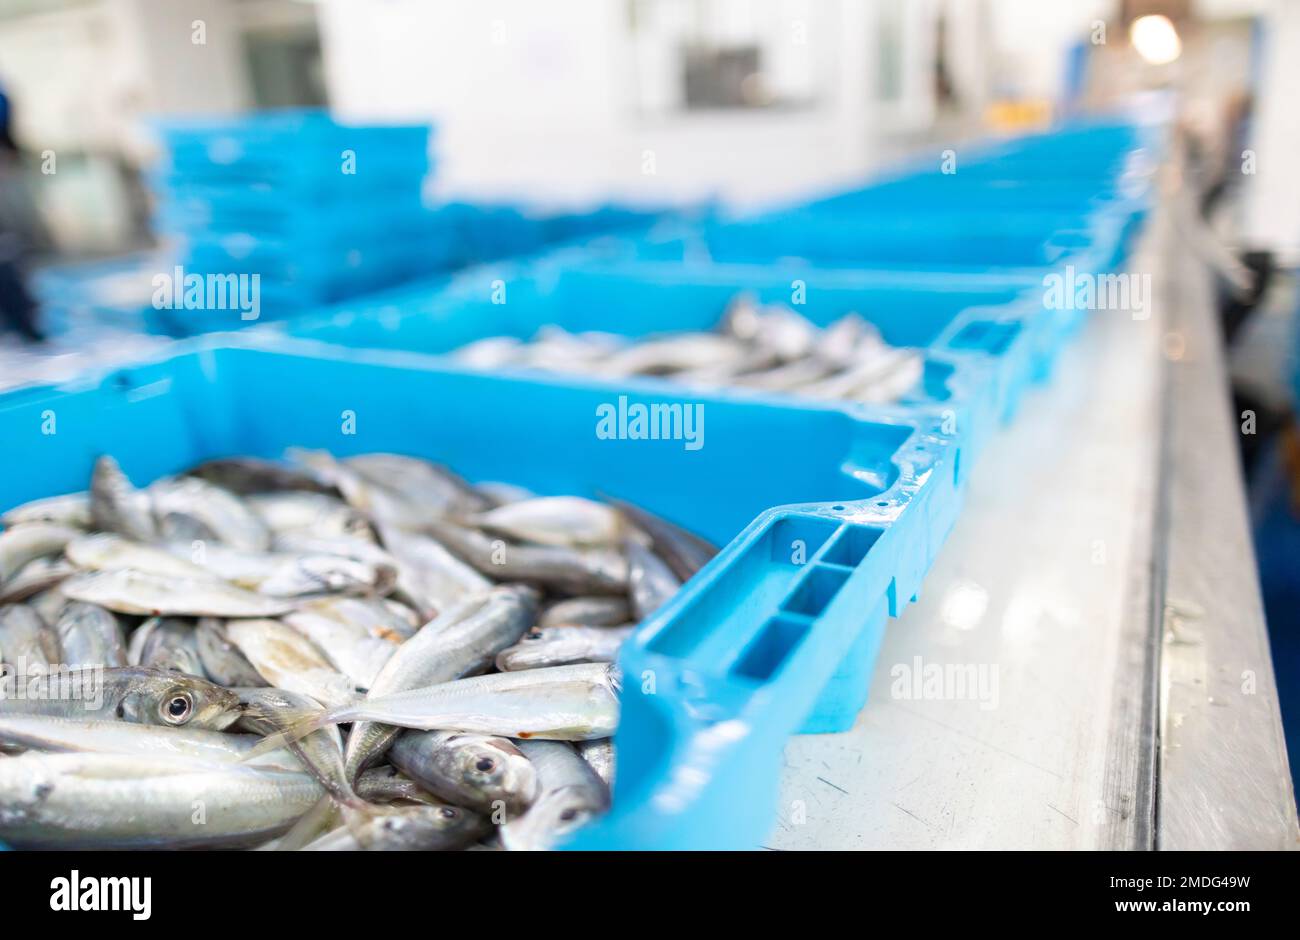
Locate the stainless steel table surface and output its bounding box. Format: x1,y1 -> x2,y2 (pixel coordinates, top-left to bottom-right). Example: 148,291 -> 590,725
768,182 -> 1299,851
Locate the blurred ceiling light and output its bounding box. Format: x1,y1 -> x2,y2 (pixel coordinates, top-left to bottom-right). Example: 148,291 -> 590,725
1130,15 -> 1182,66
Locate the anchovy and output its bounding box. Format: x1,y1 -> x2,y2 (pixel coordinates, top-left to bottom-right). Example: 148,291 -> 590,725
604,497 -> 717,582
468,496 -> 627,548
223,619 -> 357,709
625,538 -> 682,620
1,492 -> 91,529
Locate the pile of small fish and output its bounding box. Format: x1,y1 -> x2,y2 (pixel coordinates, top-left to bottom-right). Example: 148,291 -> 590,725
453,295 -> 925,404
0,451 -> 716,850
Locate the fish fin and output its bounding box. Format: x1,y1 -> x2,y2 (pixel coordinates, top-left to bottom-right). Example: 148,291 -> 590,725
240,705 -> 334,761
607,663 -> 624,695
273,795 -> 341,851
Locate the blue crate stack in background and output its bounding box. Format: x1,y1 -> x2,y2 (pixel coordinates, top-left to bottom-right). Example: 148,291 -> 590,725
146,109 -> 439,334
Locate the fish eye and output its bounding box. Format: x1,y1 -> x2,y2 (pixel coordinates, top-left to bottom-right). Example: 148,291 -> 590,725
439,807 -> 458,819
161,691 -> 195,725
524,630 -> 544,641
474,757 -> 496,772
559,808 -> 579,822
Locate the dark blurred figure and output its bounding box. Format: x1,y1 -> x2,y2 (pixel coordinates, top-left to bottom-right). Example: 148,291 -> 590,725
0,84 -> 44,343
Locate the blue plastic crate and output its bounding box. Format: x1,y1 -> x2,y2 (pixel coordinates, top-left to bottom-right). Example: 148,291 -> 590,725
284,260 -> 1047,477
152,109 -> 432,187
0,336 -> 963,849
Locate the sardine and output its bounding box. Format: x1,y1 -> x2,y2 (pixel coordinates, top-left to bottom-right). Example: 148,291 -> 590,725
495,625 -> 633,672
1,492 -> 91,529
605,497 -> 717,582
625,538 -> 682,620
342,583 -> 536,782
468,496 -> 626,548
302,802 -> 488,851
223,619 -> 357,709
0,666 -> 242,730
389,729 -> 538,815
377,523 -> 490,620
0,523 -> 82,587
424,518 -> 629,595
0,752 -> 322,848
65,532 -> 216,580
89,455 -> 158,542
53,602 -> 126,669
279,663 -> 621,743
576,738 -> 615,788
0,557 -> 75,605
195,619 -> 267,687
0,603 -> 60,671
539,596 -> 631,628
499,740 -> 611,851
62,569 -> 296,618
148,476 -> 271,551
128,617 -> 205,676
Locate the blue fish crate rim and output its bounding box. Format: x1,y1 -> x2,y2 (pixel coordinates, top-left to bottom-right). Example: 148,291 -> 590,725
0,333 -> 963,850
284,259 -> 1050,482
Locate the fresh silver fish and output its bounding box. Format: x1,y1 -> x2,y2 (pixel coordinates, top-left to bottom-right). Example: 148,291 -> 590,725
597,333 -> 750,378
66,532 -> 215,580
468,496 -> 627,548
0,523 -> 82,588
89,456 -> 158,542
474,481 -> 536,508
0,666 -> 242,730
173,543 -> 396,598
499,740 -> 611,851
302,802 -> 488,851
236,686 -> 357,806
0,557 -> 75,605
278,663 -> 621,744
0,752 -> 322,848
61,569 -> 296,618
0,603 -> 60,671
576,738 -> 615,788
282,603 -> 401,691
389,729 -> 538,816
223,619 -> 357,709
0,714 -> 296,769
195,619 -> 267,687
344,453 -> 489,517
148,475 -> 271,551
424,518 -> 629,596
53,602 -> 127,669
495,625 -> 633,672
248,491 -> 373,541
540,596 -> 631,628
355,765 -> 441,805
187,457 -> 336,496
1,492 -> 91,529
605,497 -> 717,582
128,617 -> 205,676
342,583 -> 536,782
625,538 -> 682,620
377,522 -> 490,620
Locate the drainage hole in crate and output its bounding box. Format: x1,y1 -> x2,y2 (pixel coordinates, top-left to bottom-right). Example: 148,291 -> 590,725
781,565 -> 851,618
732,615 -> 811,682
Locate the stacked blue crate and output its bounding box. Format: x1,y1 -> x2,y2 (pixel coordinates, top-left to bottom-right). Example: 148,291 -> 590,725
146,109 -> 440,335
